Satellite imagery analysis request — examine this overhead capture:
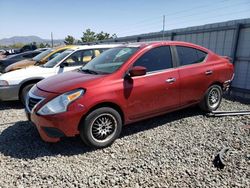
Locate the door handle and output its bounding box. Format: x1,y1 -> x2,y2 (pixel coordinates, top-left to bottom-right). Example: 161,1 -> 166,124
205,70 -> 213,75
166,78 -> 176,83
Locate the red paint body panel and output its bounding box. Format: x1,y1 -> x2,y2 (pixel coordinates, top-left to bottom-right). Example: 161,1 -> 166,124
27,41 -> 234,142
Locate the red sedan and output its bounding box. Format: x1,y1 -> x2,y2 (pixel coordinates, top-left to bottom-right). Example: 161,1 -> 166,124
25,41 -> 234,148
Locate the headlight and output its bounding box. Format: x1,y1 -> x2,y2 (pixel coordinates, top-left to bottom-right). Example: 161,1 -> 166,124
37,89 -> 84,115
0,80 -> 9,87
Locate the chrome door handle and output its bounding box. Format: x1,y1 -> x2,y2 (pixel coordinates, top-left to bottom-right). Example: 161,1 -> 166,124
205,70 -> 213,75
166,78 -> 176,83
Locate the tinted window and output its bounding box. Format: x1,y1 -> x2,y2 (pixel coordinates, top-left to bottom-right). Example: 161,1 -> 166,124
176,46 -> 207,66
133,46 -> 172,72
23,52 -> 40,58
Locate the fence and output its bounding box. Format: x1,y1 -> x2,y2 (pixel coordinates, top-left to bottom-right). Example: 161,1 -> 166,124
94,18 -> 250,101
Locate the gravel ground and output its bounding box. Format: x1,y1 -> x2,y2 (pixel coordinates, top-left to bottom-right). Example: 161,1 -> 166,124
0,99 -> 249,187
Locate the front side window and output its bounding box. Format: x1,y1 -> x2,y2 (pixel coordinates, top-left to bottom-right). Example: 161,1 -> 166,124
81,47 -> 138,74
23,52 -> 39,58
42,50 -> 73,68
63,50 -> 93,66
176,46 -> 207,66
133,46 -> 173,72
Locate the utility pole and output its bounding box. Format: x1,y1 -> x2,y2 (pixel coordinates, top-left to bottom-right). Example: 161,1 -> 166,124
162,15 -> 165,40
51,32 -> 54,47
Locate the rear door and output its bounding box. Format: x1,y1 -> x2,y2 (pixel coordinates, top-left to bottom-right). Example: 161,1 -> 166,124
175,46 -> 213,105
124,45 -> 180,120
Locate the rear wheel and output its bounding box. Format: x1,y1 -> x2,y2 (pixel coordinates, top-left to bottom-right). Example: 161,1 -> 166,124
80,107 -> 122,148
20,83 -> 35,105
199,84 -> 222,112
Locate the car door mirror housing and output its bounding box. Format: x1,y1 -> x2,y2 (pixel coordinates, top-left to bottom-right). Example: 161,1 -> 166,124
129,66 -> 147,77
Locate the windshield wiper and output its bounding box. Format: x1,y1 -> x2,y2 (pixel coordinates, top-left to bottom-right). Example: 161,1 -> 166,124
81,68 -> 98,75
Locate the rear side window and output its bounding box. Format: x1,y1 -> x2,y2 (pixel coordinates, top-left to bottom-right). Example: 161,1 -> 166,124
23,52 -> 40,58
133,46 -> 172,72
176,46 -> 207,66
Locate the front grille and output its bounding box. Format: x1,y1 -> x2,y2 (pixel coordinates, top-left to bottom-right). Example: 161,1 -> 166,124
28,97 -> 42,112
26,93 -> 44,112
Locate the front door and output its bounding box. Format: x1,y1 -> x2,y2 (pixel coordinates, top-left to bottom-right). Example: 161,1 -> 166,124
124,46 -> 180,120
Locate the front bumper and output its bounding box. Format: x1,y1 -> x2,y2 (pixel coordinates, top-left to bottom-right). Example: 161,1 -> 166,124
0,85 -> 20,101
27,103 -> 87,142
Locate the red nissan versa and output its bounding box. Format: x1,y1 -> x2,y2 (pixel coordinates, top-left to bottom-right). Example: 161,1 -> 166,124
25,41 -> 234,148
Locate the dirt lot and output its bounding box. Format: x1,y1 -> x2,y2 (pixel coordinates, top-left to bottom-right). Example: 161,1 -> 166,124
0,99 -> 249,187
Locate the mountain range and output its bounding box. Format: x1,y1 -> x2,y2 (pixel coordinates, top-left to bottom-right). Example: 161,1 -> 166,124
0,36 -> 64,46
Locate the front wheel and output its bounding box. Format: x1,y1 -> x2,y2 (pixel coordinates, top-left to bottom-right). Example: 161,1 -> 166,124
199,84 -> 222,112
80,107 -> 122,148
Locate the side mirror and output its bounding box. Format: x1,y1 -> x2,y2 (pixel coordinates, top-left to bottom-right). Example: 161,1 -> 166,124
60,62 -> 69,68
129,66 -> 147,77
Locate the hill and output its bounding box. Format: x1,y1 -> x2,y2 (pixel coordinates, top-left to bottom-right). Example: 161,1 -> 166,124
0,36 -> 64,46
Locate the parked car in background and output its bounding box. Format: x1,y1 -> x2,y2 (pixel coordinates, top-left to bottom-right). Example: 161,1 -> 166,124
0,50 -> 44,73
5,45 -> 75,72
35,48 -> 50,52
3,44 -> 37,56
0,44 -> 120,103
0,50 -> 7,60
25,41 -> 234,148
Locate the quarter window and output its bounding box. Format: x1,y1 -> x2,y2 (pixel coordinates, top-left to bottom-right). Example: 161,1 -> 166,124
133,46 -> 173,72
176,46 -> 207,66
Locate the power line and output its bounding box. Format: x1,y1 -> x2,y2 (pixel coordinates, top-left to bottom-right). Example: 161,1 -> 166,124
117,9 -> 250,37
115,1 -> 250,37
165,1 -> 250,26
165,8 -> 250,28
105,0 -> 236,32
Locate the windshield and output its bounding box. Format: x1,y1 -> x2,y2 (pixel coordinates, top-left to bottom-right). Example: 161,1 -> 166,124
81,47 -> 138,74
33,48 -> 53,62
42,50 -> 73,68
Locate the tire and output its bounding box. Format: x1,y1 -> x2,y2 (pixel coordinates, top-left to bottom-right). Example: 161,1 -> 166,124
80,107 -> 122,148
199,84 -> 222,112
20,83 -> 35,105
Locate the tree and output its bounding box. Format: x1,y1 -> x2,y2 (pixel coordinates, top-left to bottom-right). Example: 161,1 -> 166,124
64,35 -> 75,45
81,29 -> 116,43
9,43 -> 24,49
76,40 -> 82,44
39,43 -> 46,48
81,29 -> 96,43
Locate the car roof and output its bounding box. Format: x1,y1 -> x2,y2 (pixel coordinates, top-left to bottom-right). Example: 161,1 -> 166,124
115,41 -> 211,53
40,45 -> 80,61
63,44 -> 123,51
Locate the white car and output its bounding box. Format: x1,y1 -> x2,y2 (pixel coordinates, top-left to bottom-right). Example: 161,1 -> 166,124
0,44 -> 120,103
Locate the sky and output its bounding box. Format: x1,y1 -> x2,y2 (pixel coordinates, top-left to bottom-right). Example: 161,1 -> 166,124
0,0 -> 250,40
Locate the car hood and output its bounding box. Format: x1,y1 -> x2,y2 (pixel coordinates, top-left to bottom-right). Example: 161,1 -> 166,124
0,66 -> 54,82
36,71 -> 106,94
5,59 -> 36,72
